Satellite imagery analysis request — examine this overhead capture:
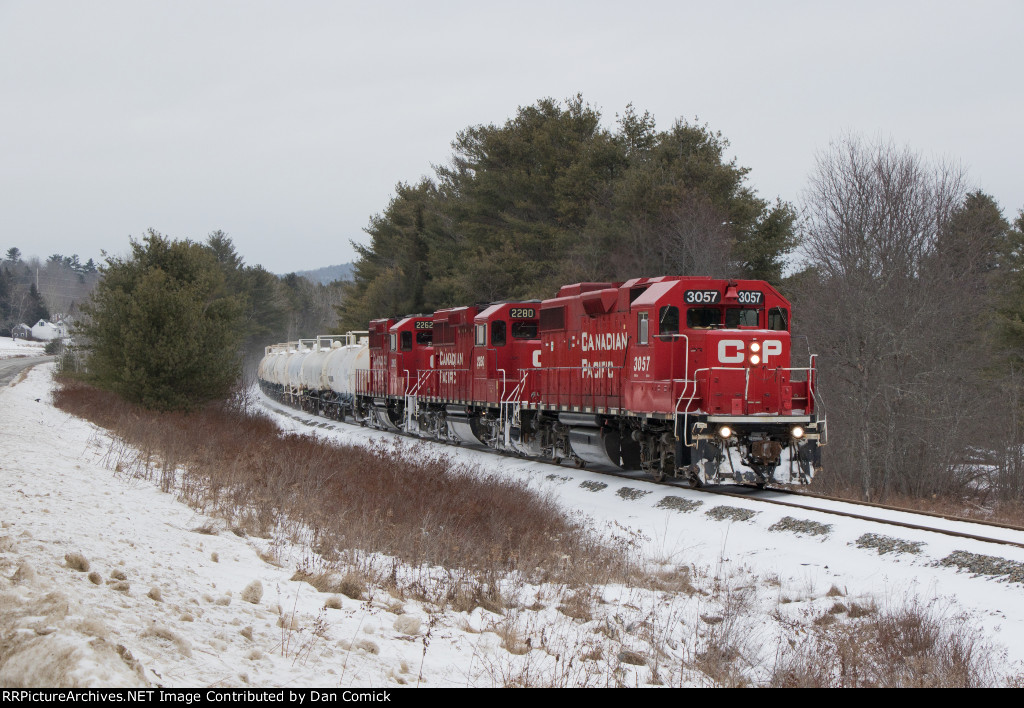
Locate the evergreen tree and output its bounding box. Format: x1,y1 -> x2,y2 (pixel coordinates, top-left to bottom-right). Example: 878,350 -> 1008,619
77,230 -> 244,411
27,283 -> 49,323
336,180 -> 438,330
994,209 -> 1024,364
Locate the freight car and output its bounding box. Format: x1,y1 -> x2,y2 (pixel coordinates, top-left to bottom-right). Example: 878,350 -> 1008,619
258,276 -> 825,486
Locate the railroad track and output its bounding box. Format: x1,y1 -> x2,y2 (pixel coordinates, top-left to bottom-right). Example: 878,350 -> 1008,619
689,485 -> 1024,551
261,394 -> 1024,553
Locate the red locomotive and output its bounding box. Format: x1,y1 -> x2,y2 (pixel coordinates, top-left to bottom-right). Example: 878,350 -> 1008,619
260,276 -> 825,486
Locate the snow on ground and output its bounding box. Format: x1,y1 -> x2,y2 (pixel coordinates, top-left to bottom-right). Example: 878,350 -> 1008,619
260,395 -> 1024,668
0,336 -> 45,359
2,363 -> 1024,687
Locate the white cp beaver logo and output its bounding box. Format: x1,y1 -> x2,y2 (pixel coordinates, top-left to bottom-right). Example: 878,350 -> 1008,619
718,340 -> 782,364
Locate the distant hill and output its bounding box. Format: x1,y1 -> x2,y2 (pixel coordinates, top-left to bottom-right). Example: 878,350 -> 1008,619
288,263 -> 354,285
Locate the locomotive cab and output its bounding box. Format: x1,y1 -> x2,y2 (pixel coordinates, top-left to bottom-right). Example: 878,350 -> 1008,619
668,281 -> 823,485
388,315 -> 435,398
471,302 -> 542,404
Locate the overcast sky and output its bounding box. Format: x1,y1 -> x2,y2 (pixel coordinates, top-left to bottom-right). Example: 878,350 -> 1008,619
1,1 -> 1020,274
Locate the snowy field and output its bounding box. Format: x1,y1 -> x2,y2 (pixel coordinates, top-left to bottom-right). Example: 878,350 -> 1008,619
2,363 -> 1023,687
0,336 -> 45,359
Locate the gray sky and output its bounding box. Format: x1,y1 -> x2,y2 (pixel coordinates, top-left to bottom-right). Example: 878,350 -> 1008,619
1,0 -> 1020,274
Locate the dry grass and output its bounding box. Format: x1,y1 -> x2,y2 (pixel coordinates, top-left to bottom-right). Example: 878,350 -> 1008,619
53,378 -> 626,587
771,597 -> 1002,687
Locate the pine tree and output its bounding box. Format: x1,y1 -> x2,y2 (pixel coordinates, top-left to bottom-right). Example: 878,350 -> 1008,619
77,230 -> 244,411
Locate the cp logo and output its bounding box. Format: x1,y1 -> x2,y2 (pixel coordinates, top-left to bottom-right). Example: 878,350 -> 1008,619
718,339 -> 782,364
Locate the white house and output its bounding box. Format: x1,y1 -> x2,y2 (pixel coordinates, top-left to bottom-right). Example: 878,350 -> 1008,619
31,319 -> 68,341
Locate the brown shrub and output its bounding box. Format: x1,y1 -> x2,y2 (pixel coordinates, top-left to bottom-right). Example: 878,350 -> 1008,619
771,598 -> 1002,687
64,553 -> 89,572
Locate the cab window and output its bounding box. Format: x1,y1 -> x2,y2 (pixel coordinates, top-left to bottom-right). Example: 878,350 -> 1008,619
491,321 -> 506,346
400,331 -> 413,351
724,308 -> 759,328
687,308 -> 721,329
389,333 -> 397,350
511,321 -> 538,339
768,307 -> 789,331
416,329 -> 433,345
475,324 -> 486,346
658,305 -> 679,340
638,312 -> 649,344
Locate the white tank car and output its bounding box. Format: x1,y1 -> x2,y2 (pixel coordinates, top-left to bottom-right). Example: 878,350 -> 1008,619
257,347 -> 275,383
322,332 -> 369,397
270,343 -> 296,387
284,340 -> 315,391
299,337 -> 337,392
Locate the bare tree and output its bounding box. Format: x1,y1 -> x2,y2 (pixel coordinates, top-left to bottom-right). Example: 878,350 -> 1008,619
616,194 -> 738,280
794,135 -> 988,501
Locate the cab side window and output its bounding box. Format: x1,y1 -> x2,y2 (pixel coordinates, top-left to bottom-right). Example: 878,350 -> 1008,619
638,312 -> 649,345
400,331 -> 413,351
491,321 -> 506,346
768,307 -> 789,331
511,321 -> 538,339
658,305 -> 679,340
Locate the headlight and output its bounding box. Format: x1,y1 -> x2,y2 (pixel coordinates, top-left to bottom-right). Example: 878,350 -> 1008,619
718,426 -> 732,439
791,425 -> 804,439
750,342 -> 761,353
749,354 -> 760,365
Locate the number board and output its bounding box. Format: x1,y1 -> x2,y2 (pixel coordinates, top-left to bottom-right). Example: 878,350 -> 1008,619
509,307 -> 536,319
415,321 -> 433,329
684,290 -> 721,305
737,290 -> 763,305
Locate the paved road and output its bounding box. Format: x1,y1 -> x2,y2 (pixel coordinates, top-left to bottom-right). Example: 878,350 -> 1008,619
0,356 -> 55,387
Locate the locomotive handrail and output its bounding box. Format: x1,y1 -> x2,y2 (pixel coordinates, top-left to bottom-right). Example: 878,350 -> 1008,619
677,366 -> 747,448
404,369 -> 437,432
675,363 -> 825,447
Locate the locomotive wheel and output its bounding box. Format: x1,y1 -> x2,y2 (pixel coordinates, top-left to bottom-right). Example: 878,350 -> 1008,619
652,467 -> 665,483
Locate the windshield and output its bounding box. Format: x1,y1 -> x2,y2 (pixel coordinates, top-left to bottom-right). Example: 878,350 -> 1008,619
687,307 -> 761,329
